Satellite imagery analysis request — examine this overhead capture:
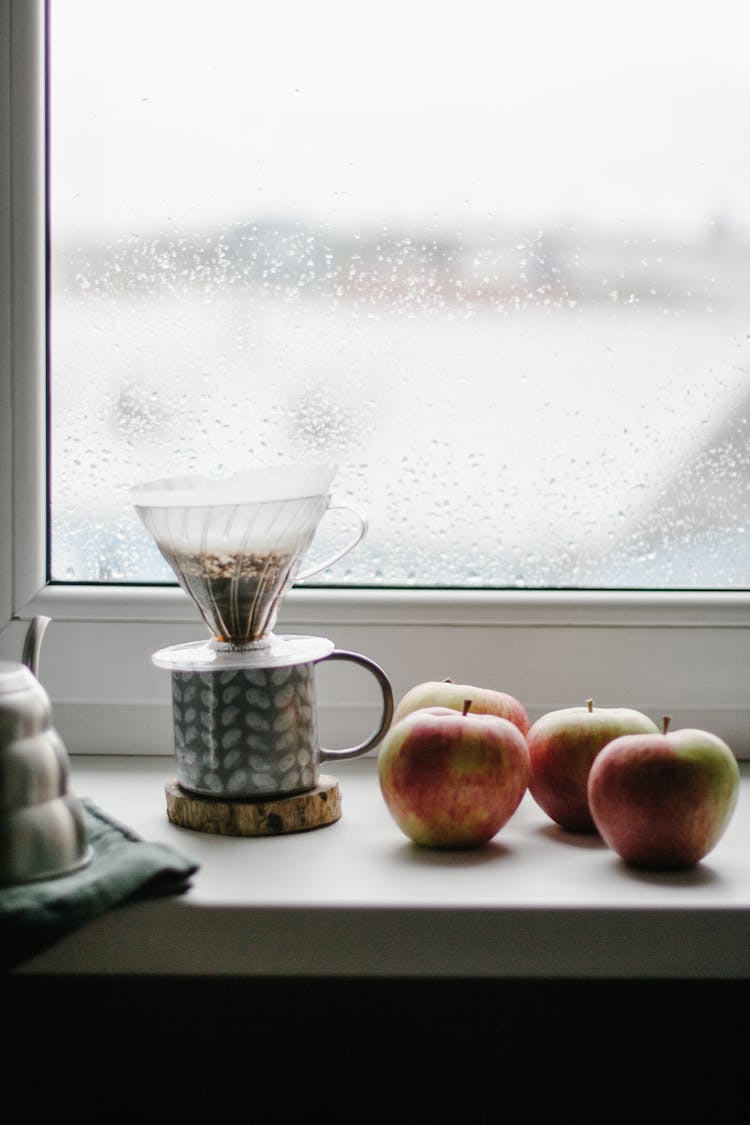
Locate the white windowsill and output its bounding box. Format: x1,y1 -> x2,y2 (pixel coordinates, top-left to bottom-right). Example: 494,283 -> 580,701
12,754 -> 750,979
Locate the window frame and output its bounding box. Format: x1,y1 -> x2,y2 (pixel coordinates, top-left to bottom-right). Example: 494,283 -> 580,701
2,0 -> 749,760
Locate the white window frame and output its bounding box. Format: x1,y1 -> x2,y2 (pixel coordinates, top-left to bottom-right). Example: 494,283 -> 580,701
2,0 -> 749,759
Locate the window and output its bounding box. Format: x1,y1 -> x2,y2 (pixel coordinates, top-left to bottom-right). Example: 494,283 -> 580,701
1,0 -> 749,760
49,0 -> 750,589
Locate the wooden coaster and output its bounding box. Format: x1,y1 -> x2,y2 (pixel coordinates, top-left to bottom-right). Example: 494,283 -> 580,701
164,775 -> 341,836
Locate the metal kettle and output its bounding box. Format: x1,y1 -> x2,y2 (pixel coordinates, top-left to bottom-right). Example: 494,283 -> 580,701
0,617 -> 91,885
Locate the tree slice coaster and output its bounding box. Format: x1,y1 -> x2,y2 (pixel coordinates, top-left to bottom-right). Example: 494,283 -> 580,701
164,775 -> 341,836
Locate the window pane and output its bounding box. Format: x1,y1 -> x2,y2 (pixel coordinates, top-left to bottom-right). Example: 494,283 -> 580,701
49,0 -> 750,587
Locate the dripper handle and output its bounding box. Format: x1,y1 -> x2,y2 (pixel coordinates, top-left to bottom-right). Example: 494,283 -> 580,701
294,499 -> 368,582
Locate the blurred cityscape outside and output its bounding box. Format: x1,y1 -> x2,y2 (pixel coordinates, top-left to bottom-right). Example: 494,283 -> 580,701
50,218 -> 750,588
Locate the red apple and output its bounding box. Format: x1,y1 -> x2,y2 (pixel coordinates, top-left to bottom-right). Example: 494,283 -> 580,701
377,699 -> 530,848
527,699 -> 660,832
391,677 -> 530,737
588,716 -> 740,870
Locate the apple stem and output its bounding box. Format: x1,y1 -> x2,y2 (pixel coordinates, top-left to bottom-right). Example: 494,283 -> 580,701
443,677 -> 454,683
463,699 -> 472,716
663,715 -> 671,734
586,698 -> 594,713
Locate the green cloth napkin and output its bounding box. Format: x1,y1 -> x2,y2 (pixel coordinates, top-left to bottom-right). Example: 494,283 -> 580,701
0,798 -> 199,971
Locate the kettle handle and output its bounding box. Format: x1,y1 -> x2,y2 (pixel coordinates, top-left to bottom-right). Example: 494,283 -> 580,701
22,616 -> 52,678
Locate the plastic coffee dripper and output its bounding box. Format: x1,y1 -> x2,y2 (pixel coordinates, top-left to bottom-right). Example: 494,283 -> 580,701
130,463 -> 367,648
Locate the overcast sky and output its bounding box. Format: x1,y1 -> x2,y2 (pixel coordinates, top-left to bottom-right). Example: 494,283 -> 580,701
50,0 -> 750,240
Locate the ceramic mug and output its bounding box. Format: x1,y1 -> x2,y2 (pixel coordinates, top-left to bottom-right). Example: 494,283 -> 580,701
166,643 -> 393,800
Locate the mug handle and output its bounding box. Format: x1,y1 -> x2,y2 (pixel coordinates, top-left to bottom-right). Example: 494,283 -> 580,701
294,499 -> 369,582
317,649 -> 394,762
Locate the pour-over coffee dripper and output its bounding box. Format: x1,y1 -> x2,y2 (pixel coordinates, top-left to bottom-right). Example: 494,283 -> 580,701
130,463 -> 367,648
131,464 -> 392,830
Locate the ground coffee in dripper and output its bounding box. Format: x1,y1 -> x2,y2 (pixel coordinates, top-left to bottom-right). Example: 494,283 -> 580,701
130,463 -> 367,648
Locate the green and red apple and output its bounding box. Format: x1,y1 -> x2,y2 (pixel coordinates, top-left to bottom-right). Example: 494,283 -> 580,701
526,699 -> 659,832
378,699 -> 530,848
391,677 -> 530,736
587,717 -> 740,869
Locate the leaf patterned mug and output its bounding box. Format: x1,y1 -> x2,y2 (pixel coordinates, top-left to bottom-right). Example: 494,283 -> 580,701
156,636 -> 394,800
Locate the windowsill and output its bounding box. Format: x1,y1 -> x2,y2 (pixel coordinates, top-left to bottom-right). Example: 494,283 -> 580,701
12,755 -> 750,979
